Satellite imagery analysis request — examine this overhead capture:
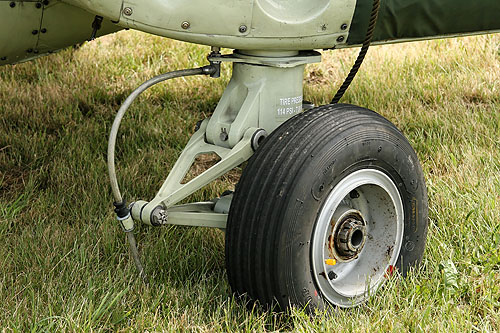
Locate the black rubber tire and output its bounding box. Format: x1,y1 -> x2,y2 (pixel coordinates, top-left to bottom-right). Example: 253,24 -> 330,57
225,104 -> 428,310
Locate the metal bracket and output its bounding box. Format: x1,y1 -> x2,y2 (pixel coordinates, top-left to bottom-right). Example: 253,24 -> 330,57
132,120 -> 256,226
168,202 -> 227,229
208,50 -> 321,68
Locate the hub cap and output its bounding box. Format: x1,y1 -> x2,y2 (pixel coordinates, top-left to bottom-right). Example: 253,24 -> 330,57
312,169 -> 404,307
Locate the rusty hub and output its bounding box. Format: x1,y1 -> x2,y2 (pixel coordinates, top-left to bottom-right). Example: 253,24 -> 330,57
329,211 -> 367,262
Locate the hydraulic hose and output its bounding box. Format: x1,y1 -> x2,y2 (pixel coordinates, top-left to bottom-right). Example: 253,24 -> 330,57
107,65 -> 216,278
331,0 -> 381,104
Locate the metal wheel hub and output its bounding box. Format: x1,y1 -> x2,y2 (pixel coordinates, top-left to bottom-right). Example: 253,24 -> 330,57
312,169 -> 404,307
330,211 -> 367,261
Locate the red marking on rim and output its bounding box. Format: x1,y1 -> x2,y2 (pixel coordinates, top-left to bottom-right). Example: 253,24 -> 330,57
385,265 -> 395,278
314,290 -> 318,297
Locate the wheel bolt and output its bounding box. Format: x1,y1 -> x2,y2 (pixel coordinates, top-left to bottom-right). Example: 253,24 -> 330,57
328,271 -> 337,280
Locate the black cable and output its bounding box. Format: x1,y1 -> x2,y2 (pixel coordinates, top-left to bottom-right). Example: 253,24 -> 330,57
331,0 -> 381,104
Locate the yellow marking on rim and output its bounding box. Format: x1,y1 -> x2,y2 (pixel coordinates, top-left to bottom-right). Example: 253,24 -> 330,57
325,259 -> 337,266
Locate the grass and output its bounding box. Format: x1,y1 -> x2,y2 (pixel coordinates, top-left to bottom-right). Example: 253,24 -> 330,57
0,30 -> 499,331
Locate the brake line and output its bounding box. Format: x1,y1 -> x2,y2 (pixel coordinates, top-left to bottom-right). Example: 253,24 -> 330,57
331,0 -> 381,104
108,65 -> 218,279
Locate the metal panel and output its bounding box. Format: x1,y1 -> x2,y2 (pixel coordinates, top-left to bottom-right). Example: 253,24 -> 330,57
118,0 -> 357,50
36,1 -> 121,54
0,0 -> 122,65
121,0 -> 254,35
0,1 -> 42,65
62,0 -> 123,21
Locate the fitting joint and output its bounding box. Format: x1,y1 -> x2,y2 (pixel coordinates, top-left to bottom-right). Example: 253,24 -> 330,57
113,200 -> 134,231
206,48 -> 222,78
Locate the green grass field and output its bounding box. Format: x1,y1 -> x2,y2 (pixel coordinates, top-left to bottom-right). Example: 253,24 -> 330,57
1,31 -> 499,331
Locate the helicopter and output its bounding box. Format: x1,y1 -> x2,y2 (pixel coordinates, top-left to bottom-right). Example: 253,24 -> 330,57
1,0 -> 499,310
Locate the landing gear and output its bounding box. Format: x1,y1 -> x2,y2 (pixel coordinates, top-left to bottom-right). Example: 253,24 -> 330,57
225,104 -> 428,310
109,50 -> 428,311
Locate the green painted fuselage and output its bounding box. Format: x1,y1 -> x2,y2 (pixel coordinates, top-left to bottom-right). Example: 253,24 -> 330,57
1,0 -> 499,66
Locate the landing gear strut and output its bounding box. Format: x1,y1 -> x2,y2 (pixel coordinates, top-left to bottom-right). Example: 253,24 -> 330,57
108,51 -> 428,310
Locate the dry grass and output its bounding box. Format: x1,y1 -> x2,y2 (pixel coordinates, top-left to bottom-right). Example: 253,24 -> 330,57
0,31 -> 499,331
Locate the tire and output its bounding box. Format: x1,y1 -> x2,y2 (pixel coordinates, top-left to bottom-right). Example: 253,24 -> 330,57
225,104 -> 428,310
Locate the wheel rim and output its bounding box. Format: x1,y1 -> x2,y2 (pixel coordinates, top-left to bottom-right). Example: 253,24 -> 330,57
312,169 -> 404,307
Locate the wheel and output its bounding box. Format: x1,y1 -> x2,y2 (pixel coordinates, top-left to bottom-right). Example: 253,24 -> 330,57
225,103 -> 428,310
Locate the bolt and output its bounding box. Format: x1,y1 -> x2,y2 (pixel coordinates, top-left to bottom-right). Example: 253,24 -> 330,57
151,206 -> 168,226
123,7 -> 133,16
349,190 -> 360,199
220,131 -> 229,142
181,21 -> 190,29
9,2 -> 15,8
341,23 -> 348,30
26,48 -> 33,53
328,271 -> 337,280
42,0 -> 49,5
33,49 -> 39,54
321,24 -> 327,31
239,25 -> 247,33
0,57 -> 6,61
336,36 -> 345,43
32,30 -> 38,35
35,2 -> 42,8
41,28 -> 47,33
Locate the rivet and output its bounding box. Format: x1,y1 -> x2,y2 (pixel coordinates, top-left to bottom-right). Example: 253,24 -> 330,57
239,25 -> 247,33
181,21 -> 190,29
27,48 -> 33,53
32,30 -> 39,35
35,2 -> 42,8
9,2 -> 15,8
33,49 -> 39,54
123,7 -> 133,16
42,0 -> 49,5
0,57 -> 7,61
341,23 -> 348,30
336,36 -> 345,43
41,28 -> 47,33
